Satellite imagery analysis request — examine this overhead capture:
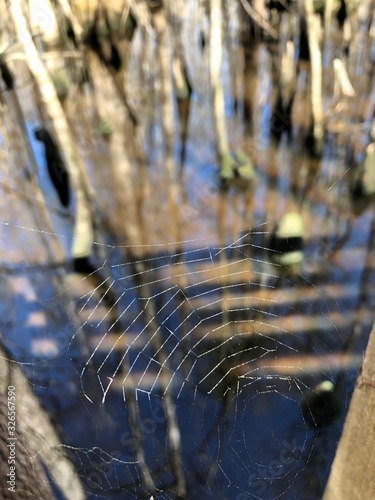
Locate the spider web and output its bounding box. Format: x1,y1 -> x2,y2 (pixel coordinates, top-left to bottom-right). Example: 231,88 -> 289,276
0,201 -> 372,499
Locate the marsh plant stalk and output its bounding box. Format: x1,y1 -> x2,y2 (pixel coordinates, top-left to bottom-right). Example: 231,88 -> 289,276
9,0 -> 94,262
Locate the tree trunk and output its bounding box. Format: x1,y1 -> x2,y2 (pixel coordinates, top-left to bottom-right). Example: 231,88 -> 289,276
305,0 -> 324,156
323,318 -> 375,499
0,344 -> 86,500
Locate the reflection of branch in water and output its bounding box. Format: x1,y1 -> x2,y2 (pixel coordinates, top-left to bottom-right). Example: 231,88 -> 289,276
129,257 -> 187,498
322,224 -> 353,260
185,388 -> 232,492
120,358 -> 156,495
299,210 -> 375,432
344,205 -> 375,356
239,0 -> 279,40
